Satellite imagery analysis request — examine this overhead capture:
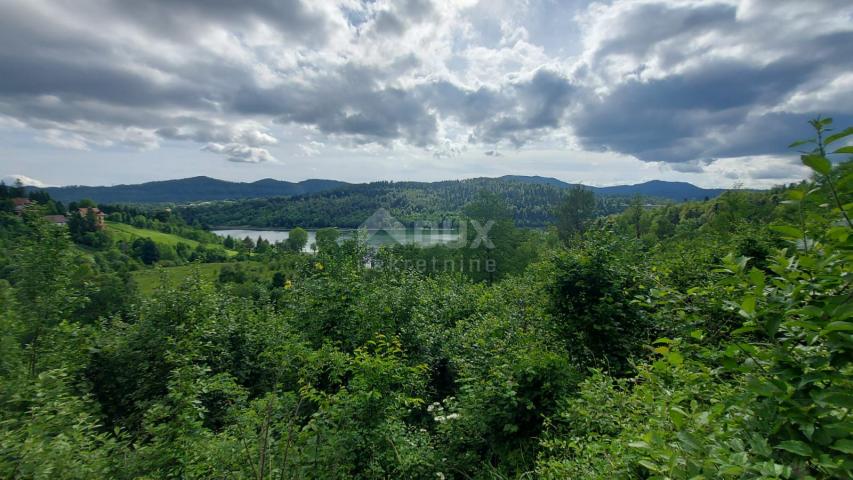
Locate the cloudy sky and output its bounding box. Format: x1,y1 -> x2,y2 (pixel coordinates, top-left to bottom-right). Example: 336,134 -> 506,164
1,0 -> 851,188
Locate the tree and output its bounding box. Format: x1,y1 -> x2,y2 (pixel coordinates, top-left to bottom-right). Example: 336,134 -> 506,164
555,187 -> 596,242
271,271 -> 286,288
546,232 -> 651,375
623,195 -> 645,239
67,208 -> 99,243
223,235 -> 236,249
9,215 -> 81,375
285,227 -> 308,252
254,236 -> 270,253
315,227 -> 340,252
240,236 -> 255,252
132,237 -> 160,265
461,191 -> 531,282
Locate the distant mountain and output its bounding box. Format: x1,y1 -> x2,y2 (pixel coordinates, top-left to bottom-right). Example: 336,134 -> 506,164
33,174 -> 726,204
498,175 -> 579,189
594,180 -> 725,201
498,175 -> 725,201
37,176 -> 349,203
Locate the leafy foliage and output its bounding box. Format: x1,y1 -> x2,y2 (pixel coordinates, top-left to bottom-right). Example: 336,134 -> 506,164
0,119 -> 850,479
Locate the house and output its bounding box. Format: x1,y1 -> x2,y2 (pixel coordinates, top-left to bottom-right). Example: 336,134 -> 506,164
12,197 -> 32,214
43,214 -> 67,226
78,207 -> 106,229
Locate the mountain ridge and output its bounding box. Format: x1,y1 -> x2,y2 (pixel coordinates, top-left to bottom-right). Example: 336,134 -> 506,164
31,175 -> 728,204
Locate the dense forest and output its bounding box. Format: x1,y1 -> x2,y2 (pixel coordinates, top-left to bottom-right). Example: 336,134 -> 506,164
0,120 -> 851,479
37,177 -> 349,204
36,175 -> 725,206
175,178 -> 634,228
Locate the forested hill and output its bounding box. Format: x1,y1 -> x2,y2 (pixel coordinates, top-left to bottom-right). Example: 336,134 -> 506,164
499,175 -> 726,200
175,178 -> 633,228
34,175 -> 725,204
36,176 -> 348,203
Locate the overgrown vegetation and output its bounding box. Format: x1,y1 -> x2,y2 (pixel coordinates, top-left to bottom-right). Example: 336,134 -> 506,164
0,120 -> 850,479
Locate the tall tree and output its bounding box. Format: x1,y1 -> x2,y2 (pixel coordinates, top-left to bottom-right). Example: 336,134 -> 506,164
316,227 -> 340,252
286,227 -> 309,252
555,187 -> 596,243
10,215 -> 80,375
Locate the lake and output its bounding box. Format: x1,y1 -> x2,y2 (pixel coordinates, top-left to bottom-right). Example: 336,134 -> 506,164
212,228 -> 460,252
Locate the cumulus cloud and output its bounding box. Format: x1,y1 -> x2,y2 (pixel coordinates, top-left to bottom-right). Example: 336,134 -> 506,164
0,0 -> 849,178
202,143 -> 275,163
569,0 -> 853,166
1,174 -> 52,187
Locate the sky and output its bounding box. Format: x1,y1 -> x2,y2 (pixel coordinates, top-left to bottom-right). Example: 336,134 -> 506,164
0,0 -> 851,188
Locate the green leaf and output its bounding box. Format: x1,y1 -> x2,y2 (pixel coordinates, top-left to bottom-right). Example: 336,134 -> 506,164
801,154 -> 832,175
821,321 -> 853,334
740,295 -> 756,316
788,189 -> 806,200
670,406 -> 688,429
769,225 -> 804,239
719,465 -> 743,475
677,431 -> 701,453
832,146 -> 853,155
732,325 -> 759,335
749,268 -> 765,290
749,434 -> 772,457
667,351 -> 684,367
788,139 -> 814,149
747,377 -> 781,397
638,460 -> 661,473
830,439 -> 853,454
775,440 -> 812,457
811,389 -> 853,409
824,126 -> 853,146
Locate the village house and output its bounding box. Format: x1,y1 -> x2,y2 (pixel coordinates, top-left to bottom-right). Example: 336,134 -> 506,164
78,207 -> 106,229
43,214 -> 68,226
11,197 -> 32,214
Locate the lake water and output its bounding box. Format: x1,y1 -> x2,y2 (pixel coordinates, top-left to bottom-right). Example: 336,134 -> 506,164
212,228 -> 460,253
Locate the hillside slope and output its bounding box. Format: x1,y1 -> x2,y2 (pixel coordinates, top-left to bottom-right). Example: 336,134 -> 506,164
39,176 -> 348,203
34,175 -> 726,204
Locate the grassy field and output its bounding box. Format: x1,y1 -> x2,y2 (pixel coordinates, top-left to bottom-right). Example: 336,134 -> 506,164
130,261 -> 275,295
131,263 -> 226,295
106,222 -> 201,247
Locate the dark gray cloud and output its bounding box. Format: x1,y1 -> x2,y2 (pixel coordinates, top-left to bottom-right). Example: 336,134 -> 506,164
568,0 -> 853,164
101,0 -> 334,45
0,0 -> 850,174
590,2 -> 737,65
571,57 -> 818,161
420,69 -> 575,146
231,62 -> 438,146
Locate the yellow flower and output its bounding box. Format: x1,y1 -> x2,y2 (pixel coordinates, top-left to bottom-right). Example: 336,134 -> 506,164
284,280 -> 293,289
314,262 -> 324,270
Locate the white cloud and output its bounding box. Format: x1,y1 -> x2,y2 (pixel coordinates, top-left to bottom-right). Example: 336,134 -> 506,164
202,142 -> 276,163
1,174 -> 52,187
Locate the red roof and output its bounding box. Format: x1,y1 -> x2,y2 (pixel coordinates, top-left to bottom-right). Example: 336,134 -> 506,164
12,198 -> 32,207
